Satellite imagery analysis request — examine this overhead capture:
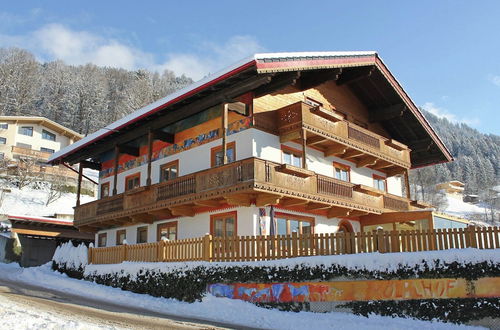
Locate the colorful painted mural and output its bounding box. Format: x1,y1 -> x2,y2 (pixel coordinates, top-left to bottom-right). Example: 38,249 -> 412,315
207,277 -> 500,303
99,116 -> 252,179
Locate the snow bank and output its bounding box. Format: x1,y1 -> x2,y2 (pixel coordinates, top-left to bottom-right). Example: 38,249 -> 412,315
0,262 -> 478,330
84,248 -> 500,279
53,242 -> 88,269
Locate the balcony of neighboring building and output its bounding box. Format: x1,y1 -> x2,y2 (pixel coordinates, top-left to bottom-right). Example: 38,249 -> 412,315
74,157 -> 419,232
274,101 -> 411,176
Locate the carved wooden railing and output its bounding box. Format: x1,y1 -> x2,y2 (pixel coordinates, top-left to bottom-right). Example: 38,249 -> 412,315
75,157 -> 411,226
383,194 -> 410,211
276,102 -> 411,168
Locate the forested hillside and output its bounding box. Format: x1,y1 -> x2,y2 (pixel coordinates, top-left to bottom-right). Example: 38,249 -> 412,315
0,47 -> 193,135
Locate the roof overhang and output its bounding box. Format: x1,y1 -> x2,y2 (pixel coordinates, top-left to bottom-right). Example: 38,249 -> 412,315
48,51 -> 452,168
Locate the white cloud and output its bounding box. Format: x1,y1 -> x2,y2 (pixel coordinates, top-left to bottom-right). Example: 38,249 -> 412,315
157,35 -> 265,80
489,75 -> 500,87
422,102 -> 479,126
0,23 -> 264,80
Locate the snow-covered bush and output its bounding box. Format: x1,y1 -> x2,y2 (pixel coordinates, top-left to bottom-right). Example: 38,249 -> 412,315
52,241 -> 88,278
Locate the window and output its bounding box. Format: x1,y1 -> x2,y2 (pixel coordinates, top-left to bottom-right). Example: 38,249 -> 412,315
373,175 -> 387,192
18,126 -> 33,136
100,182 -> 110,198
97,233 -> 107,247
0,137 -> 5,144
42,129 -> 56,141
116,229 -> 126,245
40,147 -> 55,154
0,123 -> 8,129
333,162 -> 350,182
276,213 -> 314,236
281,145 -> 303,167
160,160 -> 178,182
125,173 -> 140,191
137,226 -> 148,244
338,220 -> 353,233
16,142 -> 31,149
210,211 -> 237,237
211,142 -> 235,167
157,221 -> 177,241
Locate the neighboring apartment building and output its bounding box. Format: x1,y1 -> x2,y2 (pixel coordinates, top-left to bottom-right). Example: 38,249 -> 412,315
0,116 -> 87,185
0,116 -> 82,161
48,51 -> 460,247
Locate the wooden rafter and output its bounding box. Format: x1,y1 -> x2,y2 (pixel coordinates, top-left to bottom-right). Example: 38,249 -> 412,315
169,205 -> 195,217
305,202 -> 331,211
255,193 -> 281,207
327,207 -> 352,218
194,200 -> 222,208
225,194 -> 253,207
279,198 -> 308,207
324,144 -> 348,157
357,156 -> 378,168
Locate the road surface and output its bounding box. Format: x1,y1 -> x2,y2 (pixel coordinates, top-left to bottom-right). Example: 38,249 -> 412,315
0,277 -> 248,330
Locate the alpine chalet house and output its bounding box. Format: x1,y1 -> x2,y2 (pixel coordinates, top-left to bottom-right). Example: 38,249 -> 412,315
48,51 -> 456,247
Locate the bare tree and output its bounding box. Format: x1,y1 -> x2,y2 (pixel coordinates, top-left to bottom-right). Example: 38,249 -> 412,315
45,168 -> 66,205
13,157 -> 39,189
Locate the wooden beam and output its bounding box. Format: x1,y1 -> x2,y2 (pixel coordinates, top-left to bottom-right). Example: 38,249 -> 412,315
279,130 -> 302,143
297,68 -> 342,91
80,160 -> 101,171
404,169 -> 411,200
65,74 -> 275,164
348,210 -> 369,217
342,149 -> 364,159
301,129 -> 307,169
369,104 -> 407,123
372,161 -> 392,170
280,198 -> 308,207
222,103 -> 228,165
76,163 -> 83,207
385,167 -> 406,177
112,145 -> 119,195
146,130 -> 153,186
152,130 -> 174,143
225,194 -> 253,207
194,200 -> 222,208
130,213 -> 156,224
306,202 -> 331,211
148,209 -> 172,219
118,144 -> 140,157
254,72 -> 301,97
169,205 -> 195,217
336,66 -> 375,86
327,207 -> 352,218
357,156 -> 378,168
255,193 -> 281,207
411,138 -> 435,153
306,136 -> 328,146
324,144 -> 348,157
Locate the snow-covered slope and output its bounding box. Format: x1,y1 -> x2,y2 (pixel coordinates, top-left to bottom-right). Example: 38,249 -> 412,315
0,185 -> 95,218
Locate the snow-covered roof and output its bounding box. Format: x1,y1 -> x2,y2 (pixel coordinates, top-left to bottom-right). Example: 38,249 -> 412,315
48,50 -> 452,166
0,116 -> 83,140
7,214 -> 74,226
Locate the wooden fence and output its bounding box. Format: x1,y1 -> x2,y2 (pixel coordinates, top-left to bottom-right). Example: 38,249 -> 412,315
88,226 -> 500,264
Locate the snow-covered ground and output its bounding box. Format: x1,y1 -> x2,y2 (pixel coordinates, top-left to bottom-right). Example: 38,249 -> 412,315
0,293 -> 119,330
444,196 -> 489,218
0,262 -> 481,330
0,185 -> 94,217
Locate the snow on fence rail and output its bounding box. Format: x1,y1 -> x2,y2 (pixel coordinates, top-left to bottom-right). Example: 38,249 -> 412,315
88,226 -> 500,264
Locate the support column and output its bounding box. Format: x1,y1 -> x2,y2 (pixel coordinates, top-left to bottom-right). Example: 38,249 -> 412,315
76,163 -> 83,206
112,145 -> 119,195
221,103 -> 229,165
146,130 -> 153,186
301,128 -> 307,169
404,169 -> 411,199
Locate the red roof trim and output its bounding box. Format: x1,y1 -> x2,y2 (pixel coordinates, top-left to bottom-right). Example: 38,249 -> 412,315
8,215 -> 74,226
50,59 -> 257,164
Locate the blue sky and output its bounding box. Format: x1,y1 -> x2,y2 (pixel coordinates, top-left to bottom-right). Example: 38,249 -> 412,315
1,1 -> 499,134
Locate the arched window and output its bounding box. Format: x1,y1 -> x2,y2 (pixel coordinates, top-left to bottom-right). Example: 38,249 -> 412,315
338,220 -> 353,233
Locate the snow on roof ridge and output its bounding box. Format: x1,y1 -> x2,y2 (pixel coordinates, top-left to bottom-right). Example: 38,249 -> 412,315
49,51 -> 378,164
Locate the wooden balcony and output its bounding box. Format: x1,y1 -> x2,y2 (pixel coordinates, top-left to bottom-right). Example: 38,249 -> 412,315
276,102 -> 411,176
75,157 -> 414,231
11,146 -> 52,160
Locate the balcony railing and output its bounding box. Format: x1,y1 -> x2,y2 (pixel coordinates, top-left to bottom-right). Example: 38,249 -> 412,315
11,146 -> 52,160
75,157 -> 414,228
276,102 -> 411,170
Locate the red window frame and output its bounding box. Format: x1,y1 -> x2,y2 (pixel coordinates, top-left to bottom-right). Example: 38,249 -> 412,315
210,211 -> 238,237
211,142 -> 236,167
125,172 -> 140,191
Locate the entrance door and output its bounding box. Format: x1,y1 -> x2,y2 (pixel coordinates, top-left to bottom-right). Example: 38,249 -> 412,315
157,221 -> 178,241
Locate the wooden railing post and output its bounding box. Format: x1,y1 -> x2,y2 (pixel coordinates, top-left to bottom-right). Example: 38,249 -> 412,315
88,246 -> 93,264
376,229 -> 385,253
468,226 -> 478,248
123,243 -> 128,262
203,234 -> 213,262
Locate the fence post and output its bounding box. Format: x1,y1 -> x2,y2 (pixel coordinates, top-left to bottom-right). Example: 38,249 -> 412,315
376,229 -> 385,253
88,246 -> 93,264
468,226 -> 478,248
123,243 -> 128,262
203,234 -> 213,262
